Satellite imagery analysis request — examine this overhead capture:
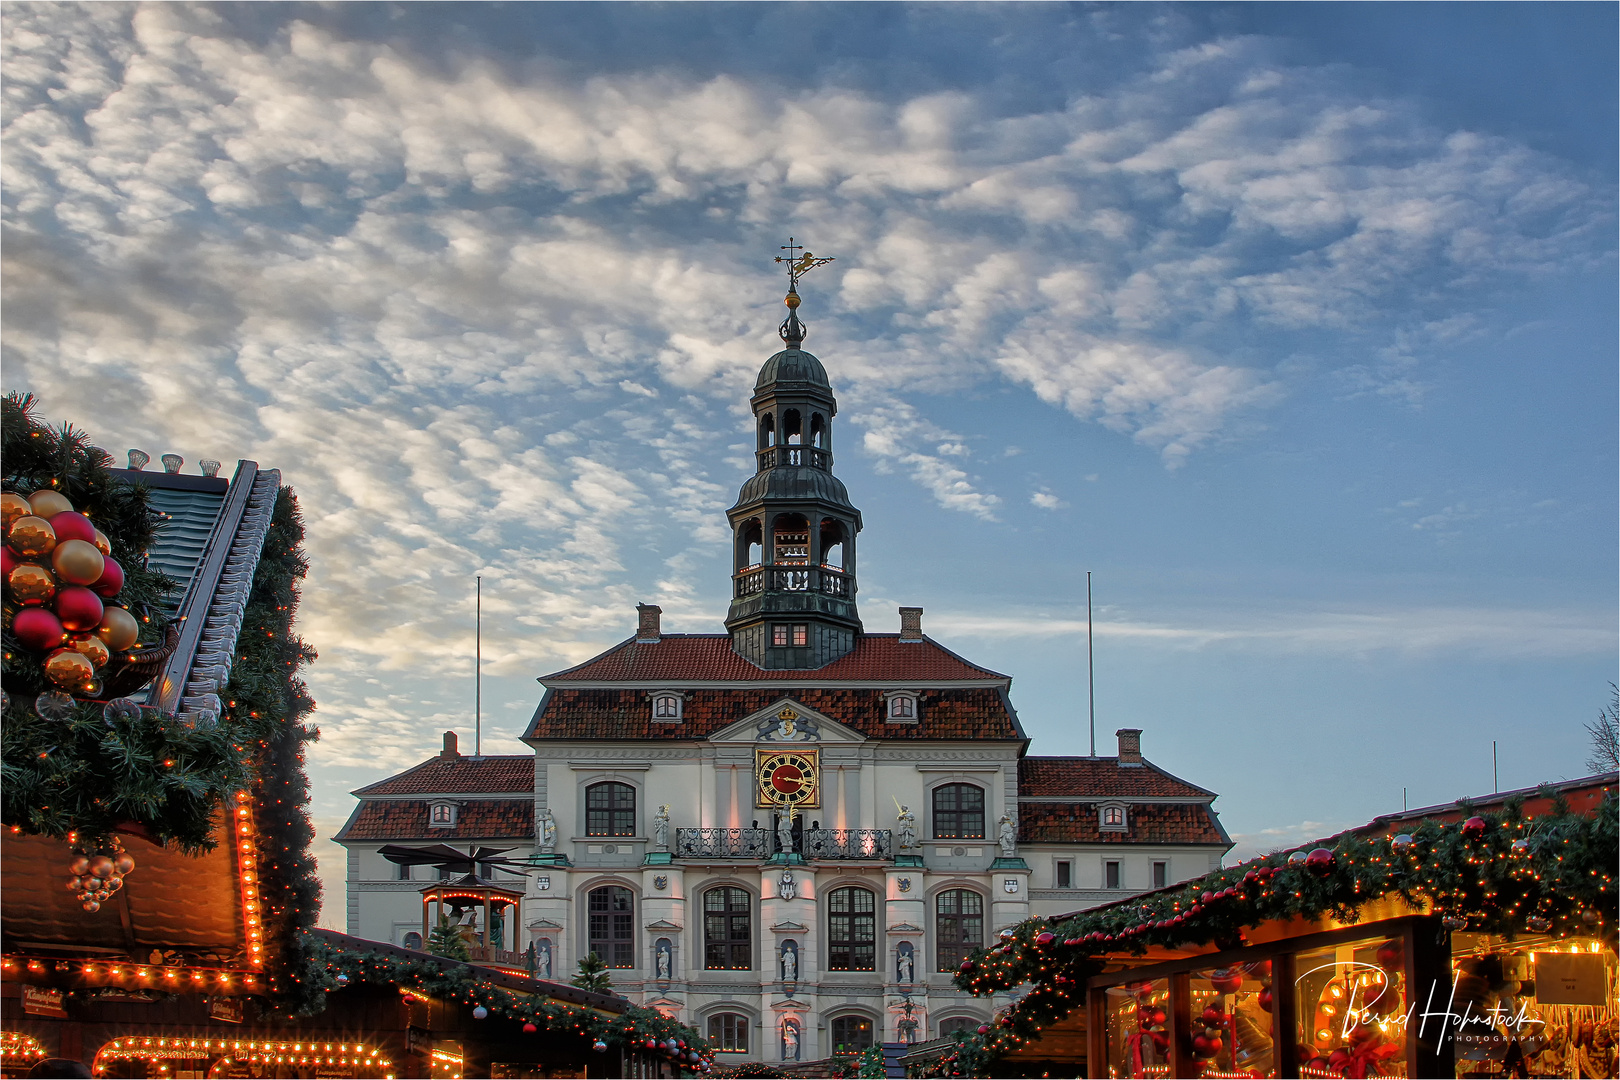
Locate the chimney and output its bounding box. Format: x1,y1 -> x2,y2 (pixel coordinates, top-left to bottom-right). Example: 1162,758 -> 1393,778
636,603 -> 663,643
440,731 -> 460,760
898,606 -> 924,642
1116,728 -> 1143,766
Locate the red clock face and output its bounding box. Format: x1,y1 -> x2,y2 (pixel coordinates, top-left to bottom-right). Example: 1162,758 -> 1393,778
770,764 -> 805,794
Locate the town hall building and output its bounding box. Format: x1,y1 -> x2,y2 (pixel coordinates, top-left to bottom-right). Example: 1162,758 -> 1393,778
335,273 -> 1231,1066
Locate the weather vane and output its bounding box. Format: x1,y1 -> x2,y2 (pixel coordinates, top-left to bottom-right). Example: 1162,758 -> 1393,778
773,237 -> 833,346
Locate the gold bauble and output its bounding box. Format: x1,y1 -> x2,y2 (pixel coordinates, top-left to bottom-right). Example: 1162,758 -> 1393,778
92,529 -> 112,556
27,490 -> 74,519
7,516 -> 57,557
51,539 -> 104,586
1,492 -> 31,532
8,563 -> 57,605
95,607 -> 140,652
115,853 -> 136,875
87,854 -> 114,878
785,292 -> 801,308
67,635 -> 111,669
44,649 -> 95,689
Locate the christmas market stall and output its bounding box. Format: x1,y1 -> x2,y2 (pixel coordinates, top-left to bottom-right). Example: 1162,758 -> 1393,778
929,774 -> 1617,1080
1,394 -> 713,1078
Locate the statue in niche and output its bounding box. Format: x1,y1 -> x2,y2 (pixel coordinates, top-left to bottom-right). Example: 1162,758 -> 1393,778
538,808 -> 557,852
998,810 -> 1017,858
896,805 -> 917,851
652,804 -> 670,852
896,943 -> 914,985
777,809 -> 795,855
655,939 -> 673,981
780,940 -> 798,982
782,1019 -> 801,1061
536,939 -> 552,979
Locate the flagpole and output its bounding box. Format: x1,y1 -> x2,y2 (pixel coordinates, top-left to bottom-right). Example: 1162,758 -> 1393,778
475,575 -> 482,757
1087,571 -> 1096,758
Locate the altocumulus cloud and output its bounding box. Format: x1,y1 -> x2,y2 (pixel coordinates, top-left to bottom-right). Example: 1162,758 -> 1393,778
2,4 -> 1610,770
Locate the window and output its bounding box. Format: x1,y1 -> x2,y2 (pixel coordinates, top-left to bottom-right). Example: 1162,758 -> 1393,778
1105,860 -> 1122,890
935,889 -> 983,971
773,624 -> 790,646
587,885 -> 635,967
402,931 -> 423,951
585,782 -> 636,837
830,1015 -> 874,1053
1101,804 -> 1127,830
429,802 -> 456,828
885,692 -> 917,721
703,887 -> 752,970
827,887 -> 876,971
708,1013 -> 749,1053
932,784 -> 985,839
792,623 -> 807,646
938,1017 -> 979,1037
652,693 -> 682,721
1056,860 -> 1072,889
1153,861 -> 1168,889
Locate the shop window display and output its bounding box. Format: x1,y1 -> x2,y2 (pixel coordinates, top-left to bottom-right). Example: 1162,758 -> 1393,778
1104,979 -> 1171,1078
1294,934 -> 1409,1079
1190,961 -> 1277,1077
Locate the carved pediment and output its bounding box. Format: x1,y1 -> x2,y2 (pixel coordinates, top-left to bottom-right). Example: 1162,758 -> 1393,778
709,698 -> 866,745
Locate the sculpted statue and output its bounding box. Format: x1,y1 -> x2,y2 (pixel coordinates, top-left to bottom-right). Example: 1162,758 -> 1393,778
777,810 -> 795,855
896,805 -> 917,851
998,810 -> 1017,858
652,804 -> 670,852
781,942 -> 797,982
656,942 -> 672,980
897,949 -> 914,984
538,808 -> 557,852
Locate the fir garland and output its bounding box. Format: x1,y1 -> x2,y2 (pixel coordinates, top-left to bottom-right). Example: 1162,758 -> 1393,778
298,935 -> 715,1073
927,793 -> 1617,1076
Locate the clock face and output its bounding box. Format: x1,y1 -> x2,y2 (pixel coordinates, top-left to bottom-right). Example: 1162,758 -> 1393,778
756,749 -> 820,809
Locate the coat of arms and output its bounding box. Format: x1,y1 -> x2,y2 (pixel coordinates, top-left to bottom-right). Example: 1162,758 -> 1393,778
896,877 -> 912,893
653,875 -> 668,891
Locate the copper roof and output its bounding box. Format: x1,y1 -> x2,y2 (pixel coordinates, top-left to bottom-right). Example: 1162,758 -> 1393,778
525,685 -> 1024,741
1018,756 -> 1216,799
541,634 -> 1008,684
335,800 -> 535,842
353,755 -> 533,796
1017,801 -> 1231,846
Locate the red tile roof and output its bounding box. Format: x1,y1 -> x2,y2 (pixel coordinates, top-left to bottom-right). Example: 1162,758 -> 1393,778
335,799 -> 535,842
525,686 -> 1024,741
542,634 -> 1008,683
1018,756 -> 1215,800
1017,801 -> 1230,846
353,755 -> 534,797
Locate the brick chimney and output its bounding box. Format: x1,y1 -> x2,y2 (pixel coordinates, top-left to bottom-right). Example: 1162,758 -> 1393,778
1116,728 -> 1143,766
440,731 -> 460,760
898,606 -> 924,642
636,603 -> 663,643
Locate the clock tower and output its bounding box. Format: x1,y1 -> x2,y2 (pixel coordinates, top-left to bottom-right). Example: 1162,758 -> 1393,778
725,259 -> 864,669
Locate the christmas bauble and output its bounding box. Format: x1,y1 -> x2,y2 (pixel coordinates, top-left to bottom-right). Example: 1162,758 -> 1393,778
82,900 -> 100,913
13,608 -> 67,652
48,511 -> 96,545
1210,969 -> 1243,993
1305,848 -> 1335,875
55,585 -> 104,632
92,529 -> 111,556
9,562 -> 57,605
28,490 -> 74,519
67,635 -> 111,669
1375,940 -> 1403,970
1035,932 -> 1054,944
34,691 -> 76,721
1527,916 -> 1551,932
95,607 -> 140,652
1,492 -> 31,532
115,853 -> 135,874
1390,833 -> 1415,853
1257,987 -> 1273,1012
1201,1006 -> 1224,1024
51,539 -> 104,586
1327,1048 -> 1351,1070
1461,816 -> 1487,839
1191,1034 -> 1213,1057
8,515 -> 57,557
65,876 -> 82,891
102,697 -> 142,725
1,544 -> 14,579
91,557 -> 123,598
472,1005 -> 488,1020
1286,850 -> 1308,867
1511,837 -> 1530,854
69,854 -> 90,875
87,855 -> 115,878
522,1022 -> 538,1034
45,649 -> 95,690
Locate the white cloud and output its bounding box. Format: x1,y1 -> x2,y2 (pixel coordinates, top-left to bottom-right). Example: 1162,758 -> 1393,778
1031,490 -> 1065,510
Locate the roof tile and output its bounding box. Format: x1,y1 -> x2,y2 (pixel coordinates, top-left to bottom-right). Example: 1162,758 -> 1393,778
353,756 -> 534,797
543,634 -> 1008,684
1018,756 -> 1215,799
1017,801 -> 1229,846
336,800 -> 534,841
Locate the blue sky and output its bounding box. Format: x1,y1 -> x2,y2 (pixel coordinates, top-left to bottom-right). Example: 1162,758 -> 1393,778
3,3 -> 1614,923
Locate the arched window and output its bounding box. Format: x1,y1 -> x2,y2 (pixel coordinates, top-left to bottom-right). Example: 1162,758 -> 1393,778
932,783 -> 985,839
652,693 -> 682,721
830,1015 -> 874,1053
708,1013 -> 749,1053
827,887 -> 876,971
810,413 -> 825,448
1101,804 -> 1126,828
740,518 -> 763,569
761,413 -> 776,448
585,782 -> 636,837
401,931 -> 423,951
587,885 -> 635,968
783,409 -> 803,445
937,1017 -> 979,1037
430,802 -> 456,827
703,887 -> 752,970
935,889 -> 983,971
819,518 -> 844,570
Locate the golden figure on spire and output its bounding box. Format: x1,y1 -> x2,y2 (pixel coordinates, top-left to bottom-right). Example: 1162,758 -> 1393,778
774,237 -> 833,343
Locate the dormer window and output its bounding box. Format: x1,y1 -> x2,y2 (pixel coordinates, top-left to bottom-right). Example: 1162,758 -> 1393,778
430,802 -> 457,828
884,691 -> 919,723
1100,803 -> 1127,832
652,692 -> 683,722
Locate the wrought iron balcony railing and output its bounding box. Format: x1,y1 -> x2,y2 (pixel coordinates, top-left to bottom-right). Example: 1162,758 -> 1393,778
674,828 -> 892,860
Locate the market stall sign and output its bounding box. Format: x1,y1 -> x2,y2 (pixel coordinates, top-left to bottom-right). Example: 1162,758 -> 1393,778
1532,952 -> 1608,1006
209,996 -> 244,1023
22,985 -> 67,1018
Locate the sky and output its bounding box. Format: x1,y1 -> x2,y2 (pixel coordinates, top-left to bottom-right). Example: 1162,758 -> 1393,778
3,2 -> 1614,928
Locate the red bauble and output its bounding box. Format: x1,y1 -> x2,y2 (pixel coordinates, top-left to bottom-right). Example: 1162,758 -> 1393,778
48,511 -> 96,545
1375,940 -> 1404,970
1210,969 -> 1243,993
522,1022 -> 538,1034
55,586 -> 104,632
1305,847 -> 1335,875
1461,816 -> 1487,839
1257,986 -> 1273,1013
1201,1006 -> 1224,1024
1327,1048 -> 1351,1069
12,607 -> 66,651
976,1025 -> 990,1035
91,557 -> 124,598
0,545 -> 14,579
1035,931 -> 1054,944
1149,1031 -> 1170,1054
1191,1034 -> 1214,1058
